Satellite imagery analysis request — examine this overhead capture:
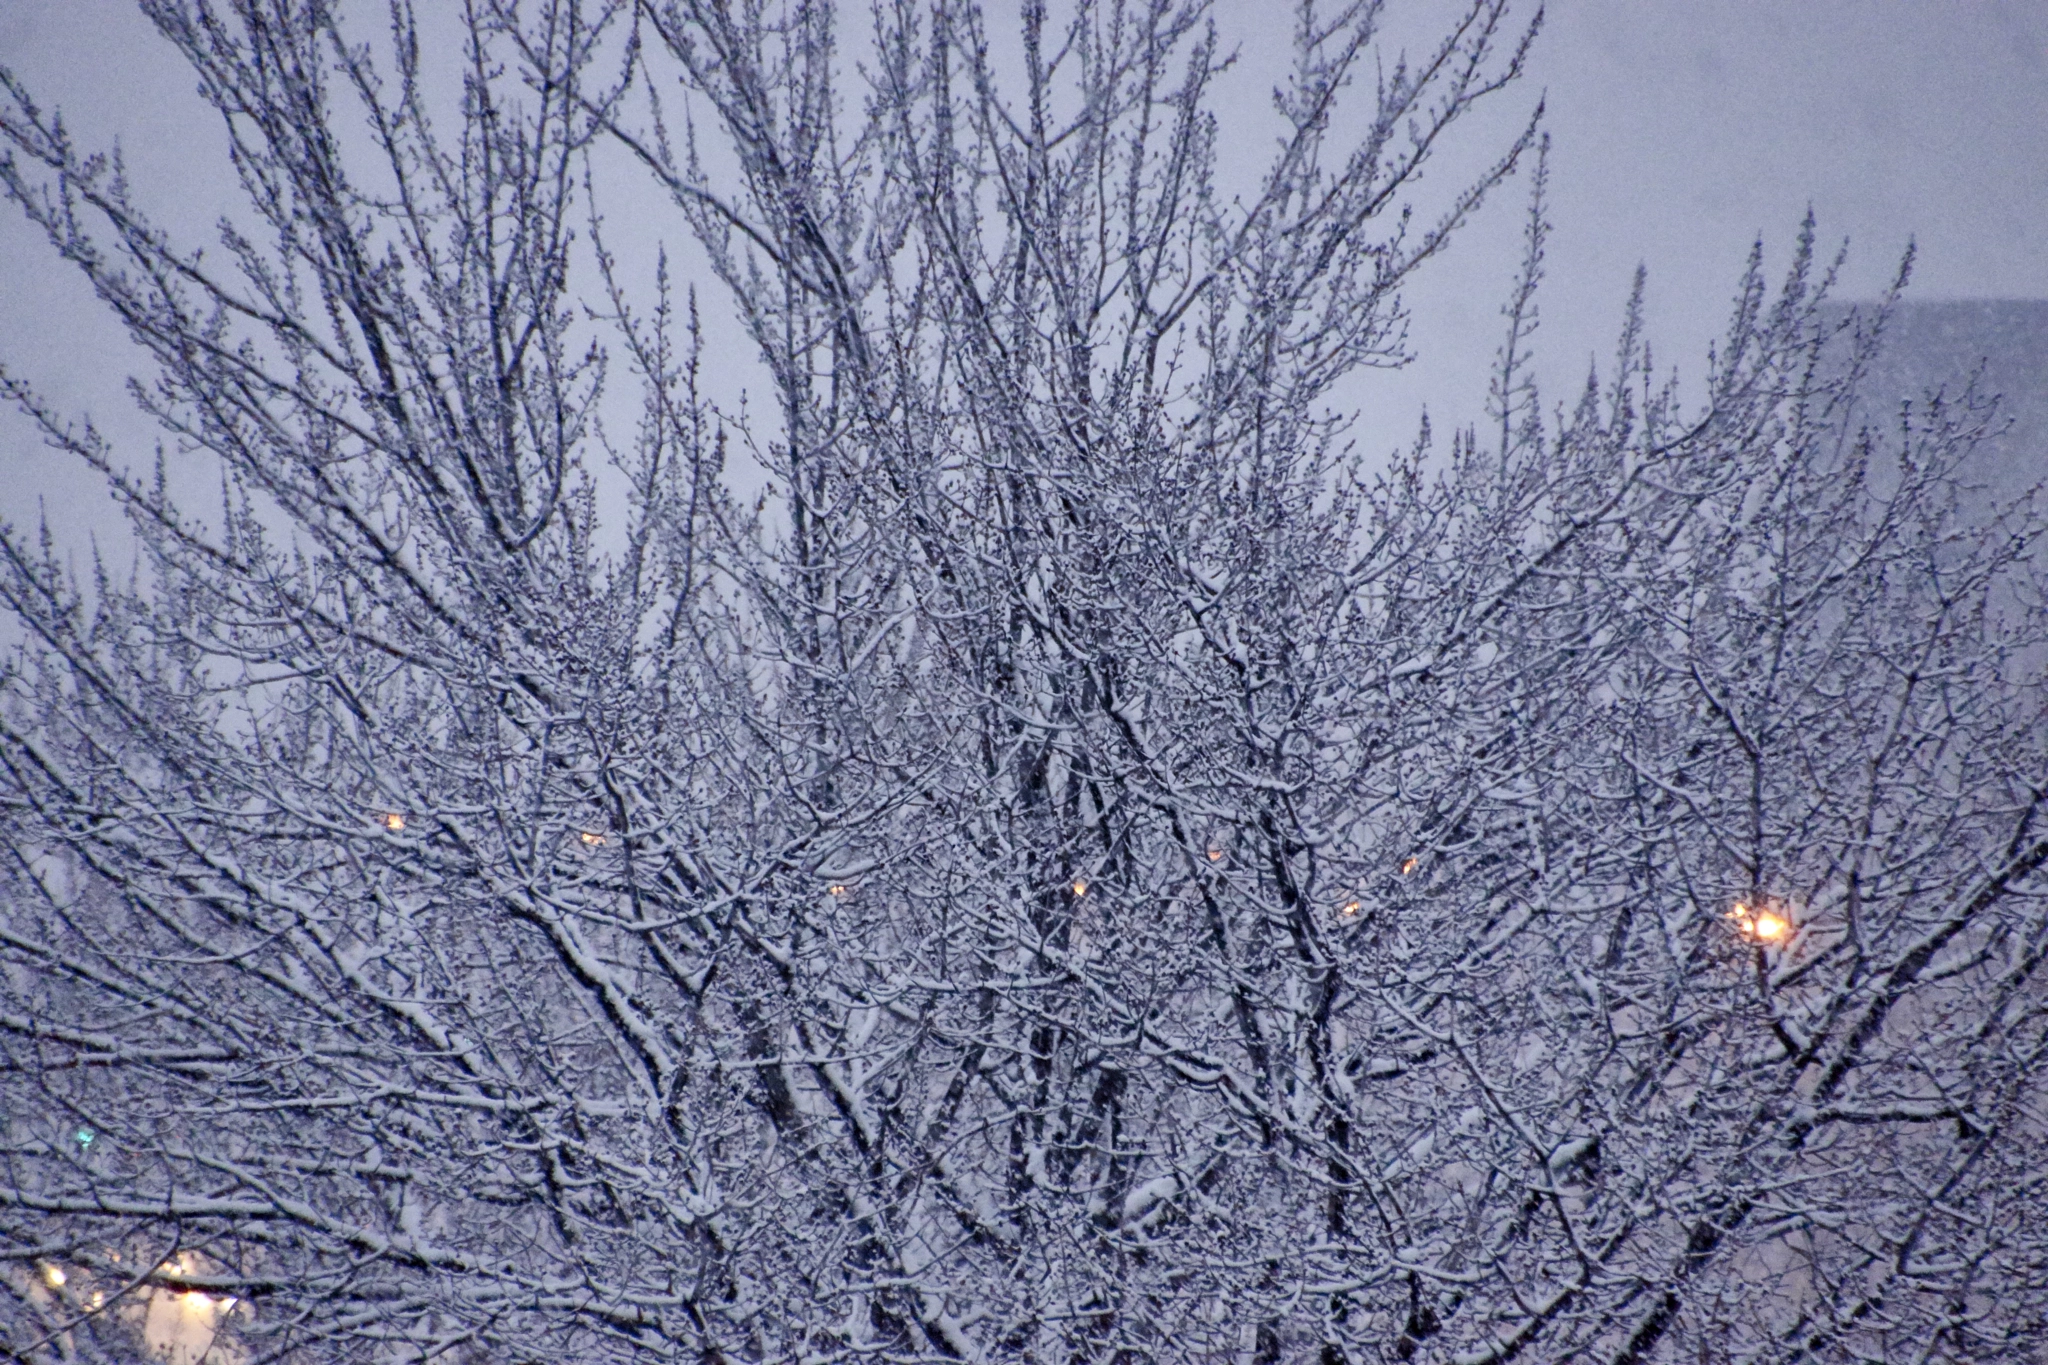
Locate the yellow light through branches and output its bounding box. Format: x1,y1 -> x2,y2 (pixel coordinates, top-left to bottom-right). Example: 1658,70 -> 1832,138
1729,901 -> 1793,944
380,812 -> 406,832
827,884 -> 849,897
1072,880 -> 1088,897
580,830 -> 607,846
1339,900 -> 1362,918
1400,857 -> 1419,875
43,1264 -> 65,1287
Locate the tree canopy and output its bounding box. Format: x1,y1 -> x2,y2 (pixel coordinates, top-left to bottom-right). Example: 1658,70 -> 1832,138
3,3 -> 2045,1362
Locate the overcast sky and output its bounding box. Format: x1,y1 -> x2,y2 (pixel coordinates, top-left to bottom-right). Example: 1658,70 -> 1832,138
2,0 -> 2044,544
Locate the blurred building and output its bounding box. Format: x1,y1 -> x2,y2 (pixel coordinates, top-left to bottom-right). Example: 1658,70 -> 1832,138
1830,299 -> 2048,509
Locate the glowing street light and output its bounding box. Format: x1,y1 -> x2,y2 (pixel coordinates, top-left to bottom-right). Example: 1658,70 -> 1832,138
827,883 -> 849,897
1730,901 -> 1792,943
1072,879 -> 1088,897
43,1264 -> 65,1288
1400,857 -> 1419,876
579,830 -> 607,847
380,811 -> 406,832
1339,899 -> 1362,918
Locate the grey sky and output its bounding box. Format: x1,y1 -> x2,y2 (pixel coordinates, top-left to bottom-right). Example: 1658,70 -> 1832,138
1385,0 -> 2048,434
2,0 -> 2043,544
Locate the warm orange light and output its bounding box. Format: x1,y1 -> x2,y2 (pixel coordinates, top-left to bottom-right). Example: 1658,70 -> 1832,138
827,883 -> 849,897
380,812 -> 406,832
1339,900 -> 1362,918
579,830 -> 606,847
1729,901 -> 1792,943
1206,846 -> 1225,862
1072,880 -> 1088,897
43,1264 -> 65,1288
1400,857 -> 1419,875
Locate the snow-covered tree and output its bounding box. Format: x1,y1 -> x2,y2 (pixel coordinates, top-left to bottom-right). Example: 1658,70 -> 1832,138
4,2 -> 2045,1361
